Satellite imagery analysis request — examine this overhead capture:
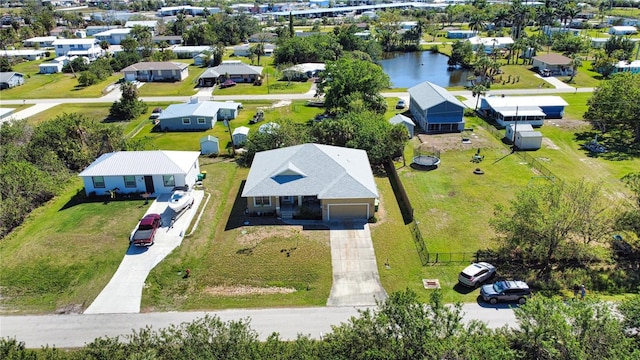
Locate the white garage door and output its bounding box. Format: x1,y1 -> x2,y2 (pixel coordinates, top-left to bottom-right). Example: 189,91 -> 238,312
327,204 -> 370,220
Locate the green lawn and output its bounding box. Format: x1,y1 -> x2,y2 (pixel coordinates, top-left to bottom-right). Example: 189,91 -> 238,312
136,65 -> 205,97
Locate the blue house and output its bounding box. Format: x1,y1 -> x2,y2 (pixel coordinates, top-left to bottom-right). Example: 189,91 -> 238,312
158,99 -> 242,131
0,72 -> 25,89
480,95 -> 568,127
408,81 -> 466,133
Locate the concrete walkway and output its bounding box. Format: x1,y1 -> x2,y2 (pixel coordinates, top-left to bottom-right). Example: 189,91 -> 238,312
84,190 -> 204,314
1,103 -> 60,123
327,221 -> 387,306
535,74 -> 575,90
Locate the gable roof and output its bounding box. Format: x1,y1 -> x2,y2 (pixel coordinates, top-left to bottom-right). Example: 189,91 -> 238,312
199,61 -> 263,78
233,126 -> 250,136
408,81 -> 465,111
389,114 -> 415,126
242,143 -> 378,200
532,53 -> 572,65
0,72 -> 24,83
158,100 -> 241,120
78,151 -> 200,177
122,62 -> 188,72
200,135 -> 218,143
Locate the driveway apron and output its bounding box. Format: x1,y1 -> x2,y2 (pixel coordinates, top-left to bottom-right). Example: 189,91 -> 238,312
327,220 -> 387,306
84,191 -> 204,314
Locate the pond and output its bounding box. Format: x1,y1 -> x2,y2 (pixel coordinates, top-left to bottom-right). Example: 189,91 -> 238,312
378,51 -> 472,89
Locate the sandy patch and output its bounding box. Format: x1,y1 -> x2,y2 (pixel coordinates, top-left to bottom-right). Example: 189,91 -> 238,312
204,285 -> 296,296
545,119 -> 590,131
415,129 -> 495,152
542,137 -> 560,150
265,100 -> 292,109
236,226 -> 307,246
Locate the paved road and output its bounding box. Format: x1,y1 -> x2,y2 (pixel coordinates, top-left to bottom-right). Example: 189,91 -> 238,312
0,303 -> 517,348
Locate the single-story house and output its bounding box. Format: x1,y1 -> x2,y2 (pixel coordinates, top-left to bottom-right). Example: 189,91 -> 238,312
613,60 -> 640,74
86,25 -> 120,36
158,99 -> 242,131
198,60 -> 263,87
78,150 -> 201,197
542,26 -> 580,37
388,114 -> 415,138
232,126 -> 250,146
193,53 -> 209,67
152,35 -> 183,45
447,30 -> 475,39
200,135 -> 220,155
23,36 -> 57,47
609,26 -> 638,35
158,5 -> 212,16
467,36 -> 514,53
121,62 -> 189,82
241,143 -> 379,221
531,53 -> 573,76
480,95 -> 569,127
591,37 -> 609,48
249,32 -> 278,43
0,72 -> 25,89
93,28 -> 132,45
0,49 -> 47,61
408,81 -> 465,133
233,43 -> 275,57
171,45 -> 214,59
281,63 -> 325,80
125,20 -> 158,32
39,62 -> 63,74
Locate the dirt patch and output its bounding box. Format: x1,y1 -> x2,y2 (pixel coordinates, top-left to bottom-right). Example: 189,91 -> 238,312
204,285 -> 296,296
416,130 -> 495,152
545,119 -> 590,131
55,303 -> 84,314
236,225 -> 307,246
542,138 -> 560,150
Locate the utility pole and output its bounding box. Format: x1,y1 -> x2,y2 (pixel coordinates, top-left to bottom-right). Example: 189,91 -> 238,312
512,105 -> 519,152
224,119 -> 235,156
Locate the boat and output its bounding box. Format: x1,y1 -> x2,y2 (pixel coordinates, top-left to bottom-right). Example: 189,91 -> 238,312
168,186 -> 194,213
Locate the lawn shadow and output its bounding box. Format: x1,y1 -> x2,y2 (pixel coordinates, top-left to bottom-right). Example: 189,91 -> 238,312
224,180 -> 287,231
575,129 -> 640,160
59,189 -> 149,211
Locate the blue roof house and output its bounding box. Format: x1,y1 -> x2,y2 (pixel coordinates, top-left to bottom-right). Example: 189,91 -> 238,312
408,81 -> 466,133
158,99 -> 242,131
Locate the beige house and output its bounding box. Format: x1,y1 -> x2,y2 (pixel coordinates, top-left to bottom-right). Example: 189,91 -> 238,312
242,144 -> 378,221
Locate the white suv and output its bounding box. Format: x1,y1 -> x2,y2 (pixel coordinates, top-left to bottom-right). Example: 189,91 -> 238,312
458,262 -> 496,287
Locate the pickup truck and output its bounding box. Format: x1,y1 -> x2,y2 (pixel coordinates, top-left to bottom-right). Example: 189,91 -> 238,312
130,213 -> 162,247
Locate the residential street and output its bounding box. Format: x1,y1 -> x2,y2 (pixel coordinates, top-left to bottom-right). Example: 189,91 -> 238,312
0,303 -> 517,348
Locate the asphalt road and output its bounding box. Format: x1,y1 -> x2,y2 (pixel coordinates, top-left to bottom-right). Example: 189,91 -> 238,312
0,303 -> 518,348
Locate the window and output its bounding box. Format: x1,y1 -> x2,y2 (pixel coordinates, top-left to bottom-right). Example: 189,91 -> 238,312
197,118 -> 206,124
182,118 -> 191,125
254,196 -> 271,207
163,175 -> 175,187
124,175 -> 136,188
93,176 -> 105,188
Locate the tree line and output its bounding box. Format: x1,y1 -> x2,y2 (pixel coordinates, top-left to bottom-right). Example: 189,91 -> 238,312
2,289 -> 639,359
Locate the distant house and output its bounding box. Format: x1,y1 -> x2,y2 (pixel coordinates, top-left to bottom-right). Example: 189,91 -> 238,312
51,38 -> 103,59
591,37 -> 609,48
467,36 -> 514,53
249,32 -> 277,43
39,61 -> 63,74
531,53 -> 573,75
152,35 -> 183,45
480,95 -> 568,127
0,72 -> 25,89
408,81 -> 465,133
86,25 -> 119,36
121,62 -> 189,82
157,99 -> 242,131
613,60 -> 640,74
193,53 -> 209,67
125,20 -> 158,33
94,28 -> 132,45
158,5 -> 216,16
241,143 -> 379,221
78,151 -> 201,197
388,114 -> 415,138
198,60 -> 263,87
542,26 -> 580,37
281,63 -> 325,80
447,30 -> 475,39
200,135 -> 220,155
0,49 -> 47,61
171,45 -> 213,59
609,26 -> 638,35
23,36 -> 57,47
233,43 -> 275,57
232,126 -> 250,146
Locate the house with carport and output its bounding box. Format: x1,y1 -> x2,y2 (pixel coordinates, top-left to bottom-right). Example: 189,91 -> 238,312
121,62 -> 189,82
157,99 -> 242,131
241,143 -> 379,221
480,95 -> 568,127
78,150 -> 201,197
408,81 -> 465,133
531,53 -> 573,76
198,60 -> 263,86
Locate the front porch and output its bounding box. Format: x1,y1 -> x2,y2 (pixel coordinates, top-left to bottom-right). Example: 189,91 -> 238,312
278,195 -> 322,220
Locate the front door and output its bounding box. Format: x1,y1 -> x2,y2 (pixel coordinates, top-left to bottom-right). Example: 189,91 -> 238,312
144,176 -> 155,194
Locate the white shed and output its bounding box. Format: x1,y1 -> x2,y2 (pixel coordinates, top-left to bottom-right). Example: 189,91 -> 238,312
389,114 -> 416,138
232,126 -> 250,146
505,123 -> 534,143
515,130 -> 543,150
200,135 -> 219,155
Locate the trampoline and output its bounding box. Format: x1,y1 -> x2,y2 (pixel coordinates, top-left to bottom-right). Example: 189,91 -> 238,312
411,155 -> 441,171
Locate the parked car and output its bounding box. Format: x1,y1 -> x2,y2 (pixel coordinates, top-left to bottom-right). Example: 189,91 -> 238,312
219,79 -> 236,89
130,213 -> 162,247
396,99 -> 406,109
481,280 -> 532,305
458,262 -> 496,287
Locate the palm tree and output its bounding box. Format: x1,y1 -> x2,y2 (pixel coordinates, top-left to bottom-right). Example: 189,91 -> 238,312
568,54 -> 582,82
470,84 -> 488,110
468,13 -> 486,35
493,7 -> 510,30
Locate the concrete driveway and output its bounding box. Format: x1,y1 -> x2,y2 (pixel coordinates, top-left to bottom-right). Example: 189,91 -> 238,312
327,221 -> 387,306
84,190 -> 204,314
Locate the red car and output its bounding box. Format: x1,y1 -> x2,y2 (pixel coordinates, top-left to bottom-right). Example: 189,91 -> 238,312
130,213 -> 162,247
219,79 -> 236,89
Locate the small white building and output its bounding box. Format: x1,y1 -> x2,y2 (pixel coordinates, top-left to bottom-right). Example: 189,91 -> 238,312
467,36 -> 514,53
39,62 -> 63,74
200,135 -> 220,155
389,114 -> 415,138
505,123 -> 533,142
23,36 -> 57,47
232,126 -> 250,146
609,26 -> 638,35
515,129 -> 543,150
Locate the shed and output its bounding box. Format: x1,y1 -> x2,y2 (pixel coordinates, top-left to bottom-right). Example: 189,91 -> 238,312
515,130 -> 543,150
39,62 -> 63,74
232,126 -> 250,146
200,135 -> 220,155
389,114 -> 415,138
193,53 -> 208,66
505,123 -> 534,142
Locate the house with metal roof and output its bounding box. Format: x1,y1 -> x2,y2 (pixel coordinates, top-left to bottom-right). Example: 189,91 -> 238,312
125,21 -> 158,32
408,81 -> 465,133
242,143 -> 379,221
480,95 -> 568,127
281,63 -> 325,80
157,99 -> 242,131
233,43 -> 275,57
198,60 -> 263,87
51,38 -> 103,59
609,26 -> 638,35
0,49 -> 47,61
0,72 -> 25,89
467,36 -> 514,53
78,151 -> 201,197
121,62 -> 189,82
22,36 -> 57,47
94,28 -> 132,45
389,114 -> 415,138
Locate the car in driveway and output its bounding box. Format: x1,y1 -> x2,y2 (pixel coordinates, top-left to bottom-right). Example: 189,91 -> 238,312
130,213 -> 162,247
395,99 -> 406,109
458,262 -> 496,287
481,280 -> 531,305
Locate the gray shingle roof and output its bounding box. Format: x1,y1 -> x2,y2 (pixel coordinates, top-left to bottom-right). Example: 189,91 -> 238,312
199,61 -> 263,78
408,81 -> 465,111
78,151 -> 200,177
242,144 -> 378,199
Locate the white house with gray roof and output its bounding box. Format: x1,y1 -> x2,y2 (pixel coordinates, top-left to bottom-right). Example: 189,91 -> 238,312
242,143 -> 379,221
51,38 -> 103,59
198,60 -> 263,87
121,62 -> 189,82
408,81 -> 465,133
78,151 -> 201,197
93,28 -> 132,45
158,99 -> 242,131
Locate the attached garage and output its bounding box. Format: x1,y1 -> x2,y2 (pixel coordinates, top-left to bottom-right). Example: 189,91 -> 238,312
326,202 -> 372,221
